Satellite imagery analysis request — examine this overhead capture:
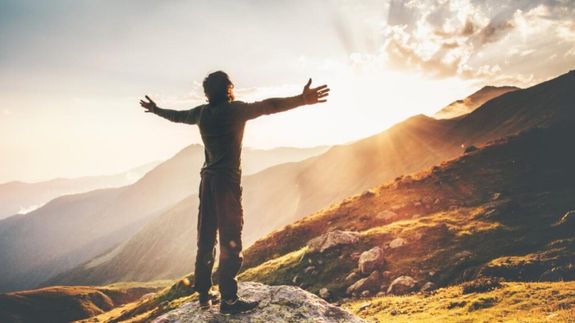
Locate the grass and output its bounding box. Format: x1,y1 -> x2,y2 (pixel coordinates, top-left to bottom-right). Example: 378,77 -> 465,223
343,281 -> 575,322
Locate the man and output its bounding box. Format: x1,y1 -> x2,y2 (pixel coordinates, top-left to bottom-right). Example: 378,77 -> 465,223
140,71 -> 330,314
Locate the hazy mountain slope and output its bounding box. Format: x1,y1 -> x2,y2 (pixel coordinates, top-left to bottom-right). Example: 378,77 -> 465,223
239,125 -> 575,294
0,161 -> 159,220
241,146 -> 329,175
433,85 -> 519,119
0,281 -> 168,323
0,145 -> 326,293
49,71 -> 575,287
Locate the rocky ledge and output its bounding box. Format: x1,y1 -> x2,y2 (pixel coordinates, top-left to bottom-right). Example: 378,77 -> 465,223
152,282 -> 365,323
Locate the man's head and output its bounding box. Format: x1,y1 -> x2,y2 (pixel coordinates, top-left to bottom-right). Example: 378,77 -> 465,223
203,71 -> 234,105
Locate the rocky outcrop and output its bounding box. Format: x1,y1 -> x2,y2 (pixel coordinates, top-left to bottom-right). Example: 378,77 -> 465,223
387,276 -> 418,295
358,247 -> 386,274
153,282 -> 365,323
307,230 -> 360,253
346,271 -> 381,296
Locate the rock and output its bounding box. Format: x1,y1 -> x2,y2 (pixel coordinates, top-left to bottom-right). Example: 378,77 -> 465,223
360,290 -> 371,297
390,308 -> 398,315
491,192 -> 502,200
558,210 -> 575,226
358,247 -> 386,274
307,230 -> 360,253
292,275 -> 299,284
304,266 -> 316,274
153,282 -> 366,323
389,237 -> 407,249
420,282 -> 436,292
376,291 -> 386,297
387,276 -> 418,295
345,272 -> 359,283
376,210 -> 399,222
347,271 -> 381,296
358,302 -> 371,311
455,250 -> 473,260
319,288 -> 330,299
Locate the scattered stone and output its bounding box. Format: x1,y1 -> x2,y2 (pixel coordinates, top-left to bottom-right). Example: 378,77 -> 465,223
153,282 -> 366,323
413,201 -> 422,207
345,272 -> 359,283
387,276 -> 418,295
382,271 -> 393,280
358,302 -> 371,311
376,291 -> 386,297
390,308 -> 398,316
304,266 -> 316,274
389,237 -> 407,249
351,252 -> 361,261
347,271 -> 381,296
491,192 -> 502,200
292,275 -> 299,284
434,198 -> 441,205
558,210 -> 575,226
391,205 -> 402,211
319,288 -> 330,299
358,247 -> 386,274
377,210 -> 399,222
420,282 -> 436,292
307,230 -> 360,253
361,290 -> 371,297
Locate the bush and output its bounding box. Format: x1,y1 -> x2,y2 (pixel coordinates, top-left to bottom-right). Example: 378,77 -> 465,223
461,277 -> 502,294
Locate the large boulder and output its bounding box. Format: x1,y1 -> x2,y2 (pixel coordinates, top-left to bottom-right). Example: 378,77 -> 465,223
307,230 -> 360,253
346,271 -> 381,296
153,282 -> 365,323
358,247 -> 386,274
387,276 -> 418,295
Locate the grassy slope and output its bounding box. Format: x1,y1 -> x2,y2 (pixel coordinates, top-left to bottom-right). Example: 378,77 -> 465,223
0,281 -> 169,323
344,281 -> 575,322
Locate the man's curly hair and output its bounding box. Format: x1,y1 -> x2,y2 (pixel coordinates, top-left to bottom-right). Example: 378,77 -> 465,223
203,71 -> 235,106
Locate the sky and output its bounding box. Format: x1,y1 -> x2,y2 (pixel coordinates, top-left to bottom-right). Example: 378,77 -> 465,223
1,0 -> 574,183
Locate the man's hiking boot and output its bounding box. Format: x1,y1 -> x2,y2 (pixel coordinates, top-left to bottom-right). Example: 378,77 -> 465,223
220,297 -> 259,314
199,291 -> 220,310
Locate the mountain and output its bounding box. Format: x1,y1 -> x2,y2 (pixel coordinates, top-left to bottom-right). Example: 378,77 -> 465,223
87,118 -> 575,323
433,85 -> 519,119
49,70 -> 575,288
0,161 -> 160,220
0,145 -> 327,293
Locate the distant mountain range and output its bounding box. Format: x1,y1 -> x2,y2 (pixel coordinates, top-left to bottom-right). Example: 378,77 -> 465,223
44,70 -> 575,289
0,161 -> 160,220
433,85 -> 519,119
0,145 -> 326,293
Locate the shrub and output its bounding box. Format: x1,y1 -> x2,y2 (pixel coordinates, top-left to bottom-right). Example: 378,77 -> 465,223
461,277 -> 502,294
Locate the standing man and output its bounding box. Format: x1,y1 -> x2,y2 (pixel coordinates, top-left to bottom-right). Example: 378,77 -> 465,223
140,71 -> 329,314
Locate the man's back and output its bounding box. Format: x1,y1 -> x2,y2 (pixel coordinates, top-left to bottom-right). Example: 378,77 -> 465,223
196,102 -> 247,179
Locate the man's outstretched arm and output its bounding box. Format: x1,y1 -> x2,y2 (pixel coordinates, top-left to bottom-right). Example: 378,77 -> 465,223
140,95 -> 200,124
241,79 -> 330,120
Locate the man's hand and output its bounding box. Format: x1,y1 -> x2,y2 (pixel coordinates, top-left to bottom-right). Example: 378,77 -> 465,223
302,79 -> 330,105
140,95 -> 157,113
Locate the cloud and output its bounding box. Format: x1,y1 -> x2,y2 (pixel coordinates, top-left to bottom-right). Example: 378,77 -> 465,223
369,0 -> 575,86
